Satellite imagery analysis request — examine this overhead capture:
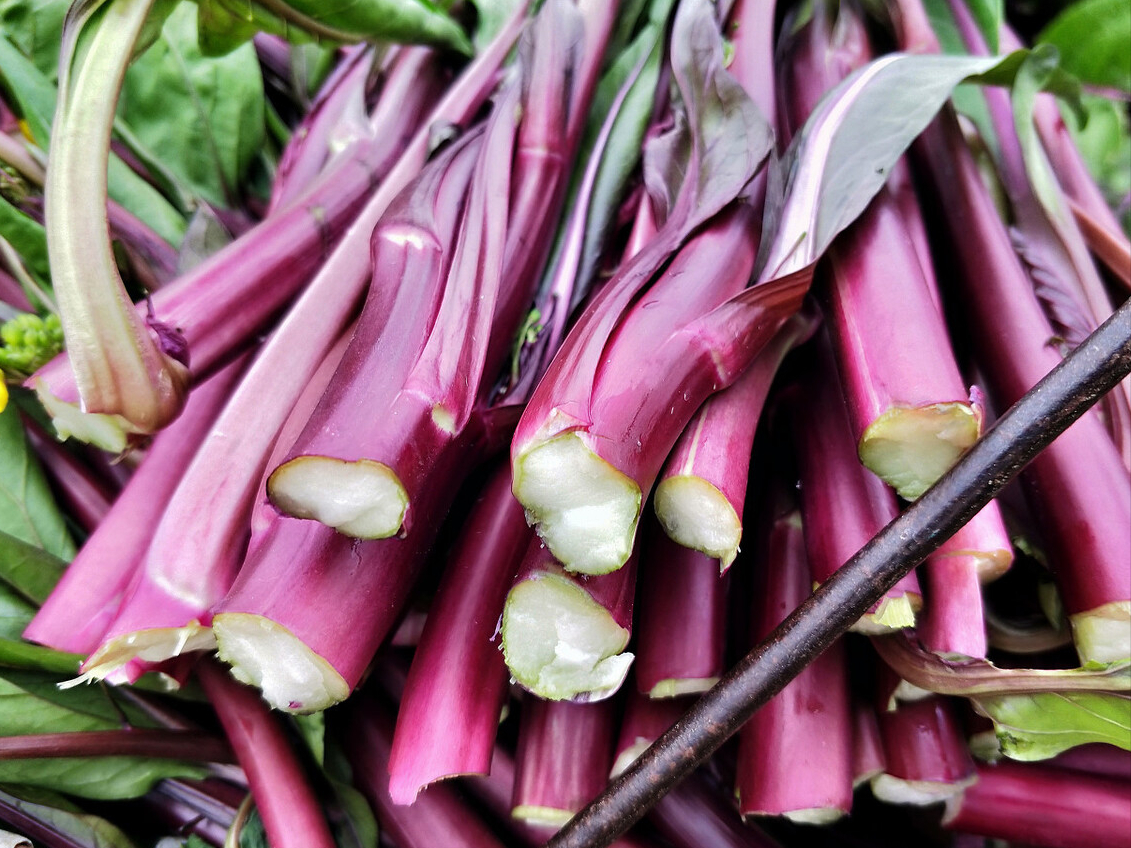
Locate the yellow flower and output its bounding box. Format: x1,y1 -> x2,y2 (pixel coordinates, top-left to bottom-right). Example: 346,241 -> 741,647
0,374 -> 7,414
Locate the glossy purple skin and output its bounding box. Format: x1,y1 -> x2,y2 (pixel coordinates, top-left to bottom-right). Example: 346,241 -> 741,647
736,509 -> 853,819
792,341 -> 922,612
388,464 -> 531,803
24,357 -> 246,655
946,760 -> 1131,848
914,110 -> 1131,617
877,692 -> 975,786
513,698 -> 616,820
635,523 -> 728,695
349,699 -> 506,848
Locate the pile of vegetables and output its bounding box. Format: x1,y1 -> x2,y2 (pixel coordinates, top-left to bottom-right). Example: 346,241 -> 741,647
0,0 -> 1128,847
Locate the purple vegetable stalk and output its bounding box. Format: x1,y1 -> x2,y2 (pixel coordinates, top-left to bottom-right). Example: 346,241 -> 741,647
511,697 -> 616,828
23,355 -> 248,657
611,688 -> 688,778
267,0 -> 594,539
501,535 -> 637,702
917,503 -> 1013,661
945,0 -> 1130,467
852,694 -> 887,788
197,661 -> 336,848
735,492 -> 853,824
870,671 -> 976,807
387,462 -> 532,805
66,11 -> 532,684
942,759 -> 1131,848
791,337 -> 922,632
264,128 -> 486,537
650,771 -> 785,848
652,316 -> 808,570
348,694 -> 507,848
912,104 -> 1131,664
268,44 -> 381,215
779,5 -> 981,501
510,0 -> 782,577
30,43 -> 449,452
633,518 -> 728,698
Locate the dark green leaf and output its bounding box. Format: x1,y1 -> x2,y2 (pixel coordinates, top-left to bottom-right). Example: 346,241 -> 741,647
0,31 -> 186,246
0,584 -> 34,640
0,672 -> 206,798
0,637 -> 81,674
759,49 -> 1071,280
0,528 -> 65,607
119,2 -> 266,208
238,806 -> 269,848
0,785 -> 139,848
0,403 -> 73,560
0,196 -> 48,288
1038,0 -> 1131,93
324,777 -> 378,848
291,710 -> 324,766
0,0 -> 69,79
198,0 -> 471,56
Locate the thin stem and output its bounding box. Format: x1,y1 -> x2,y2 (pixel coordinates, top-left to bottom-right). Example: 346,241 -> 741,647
548,296 -> 1131,848
0,729 -> 235,763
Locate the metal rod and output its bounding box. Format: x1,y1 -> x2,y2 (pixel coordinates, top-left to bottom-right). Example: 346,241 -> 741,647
548,297 -> 1131,848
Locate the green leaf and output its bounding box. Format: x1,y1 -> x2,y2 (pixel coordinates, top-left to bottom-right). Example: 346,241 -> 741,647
0,583 -> 34,640
238,806 -> 269,848
324,776 -> 378,848
0,403 -> 74,560
0,528 -> 66,606
975,690 -> 1131,760
1038,0 -> 1131,93
0,0 -> 70,79
291,710 -> 324,766
0,29 -> 186,246
759,49 -> 1071,279
119,2 -> 266,208
197,0 -> 471,56
0,672 -> 206,798
468,0 -> 523,52
962,0 -> 1003,54
0,637 -> 81,674
0,785 -> 139,848
0,196 -> 48,288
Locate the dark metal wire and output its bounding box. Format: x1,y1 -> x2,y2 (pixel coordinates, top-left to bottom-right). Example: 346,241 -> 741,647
548,298 -> 1131,848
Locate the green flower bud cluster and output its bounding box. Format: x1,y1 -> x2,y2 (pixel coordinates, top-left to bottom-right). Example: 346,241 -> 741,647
0,312 -> 65,378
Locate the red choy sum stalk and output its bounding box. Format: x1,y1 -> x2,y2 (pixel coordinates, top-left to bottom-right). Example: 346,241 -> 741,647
778,4 -> 981,501
348,694 -> 508,848
942,760 -> 1131,848
512,697 -> 616,829
23,354 -> 248,657
735,486 -> 853,825
911,104 -> 1131,664
387,462 -> 532,805
510,0 -> 781,577
633,518 -> 728,698
197,661 -> 336,848
30,16 -> 494,452
870,668 -> 977,807
611,688 -> 688,777
501,536 -> 637,702
42,0 -> 188,446
791,338 -> 922,632
267,0 -> 588,538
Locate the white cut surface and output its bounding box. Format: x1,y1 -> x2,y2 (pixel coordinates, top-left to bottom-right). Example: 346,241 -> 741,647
268,457 -> 408,539
502,573 -> 633,701
648,676 -> 719,699
35,383 -> 132,453
870,773 -> 973,807
213,613 -> 349,713
610,740 -> 650,779
1070,601 -> 1131,664
782,808 -> 848,826
653,475 -> 741,568
860,403 -> 980,500
511,806 -> 574,828
513,433 -> 641,575
62,622 -> 216,687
